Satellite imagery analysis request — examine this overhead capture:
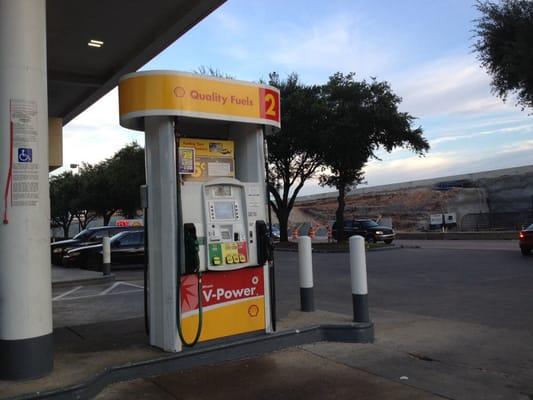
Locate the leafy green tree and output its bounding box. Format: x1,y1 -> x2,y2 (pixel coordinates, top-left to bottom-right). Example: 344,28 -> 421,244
474,0 -> 533,110
320,73 -> 429,241
50,171 -> 80,238
106,142 -> 146,219
267,73 -> 327,242
79,143 -> 145,226
79,163 -> 117,227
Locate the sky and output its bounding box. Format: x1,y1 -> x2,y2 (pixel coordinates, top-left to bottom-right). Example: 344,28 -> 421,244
61,0 -> 533,196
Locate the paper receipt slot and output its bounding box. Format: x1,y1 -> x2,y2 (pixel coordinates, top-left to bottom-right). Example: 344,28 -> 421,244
118,70 -> 281,353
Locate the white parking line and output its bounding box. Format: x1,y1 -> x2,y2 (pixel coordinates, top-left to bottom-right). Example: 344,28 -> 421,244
52,286 -> 82,301
100,282 -> 122,296
55,288 -> 143,302
52,281 -> 145,302
119,281 -> 144,289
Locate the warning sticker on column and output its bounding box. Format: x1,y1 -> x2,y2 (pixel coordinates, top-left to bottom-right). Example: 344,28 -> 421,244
10,99 -> 39,207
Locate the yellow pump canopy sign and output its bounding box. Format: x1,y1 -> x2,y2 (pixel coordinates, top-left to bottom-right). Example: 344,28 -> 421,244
118,71 -> 281,130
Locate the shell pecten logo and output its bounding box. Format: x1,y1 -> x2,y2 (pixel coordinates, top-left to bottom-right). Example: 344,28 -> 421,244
248,304 -> 259,317
173,86 -> 186,98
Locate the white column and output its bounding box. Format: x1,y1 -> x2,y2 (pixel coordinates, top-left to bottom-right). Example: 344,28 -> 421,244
0,0 -> 53,379
349,236 -> 370,323
102,236 -> 111,275
144,116 -> 181,352
298,236 -> 314,312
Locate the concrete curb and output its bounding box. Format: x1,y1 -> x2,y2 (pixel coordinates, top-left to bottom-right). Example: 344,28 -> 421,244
52,274 -> 116,289
6,323 -> 374,400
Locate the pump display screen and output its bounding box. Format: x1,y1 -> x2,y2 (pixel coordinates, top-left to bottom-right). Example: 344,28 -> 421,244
213,201 -> 235,220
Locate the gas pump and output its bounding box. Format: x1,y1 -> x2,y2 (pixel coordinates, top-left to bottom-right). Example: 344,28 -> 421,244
118,71 -> 280,352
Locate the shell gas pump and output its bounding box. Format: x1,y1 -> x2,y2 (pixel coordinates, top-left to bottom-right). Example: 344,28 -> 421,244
118,71 -> 280,352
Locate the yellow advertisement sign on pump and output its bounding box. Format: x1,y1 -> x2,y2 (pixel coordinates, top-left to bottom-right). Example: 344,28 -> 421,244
179,138 -> 235,181
118,71 -> 281,131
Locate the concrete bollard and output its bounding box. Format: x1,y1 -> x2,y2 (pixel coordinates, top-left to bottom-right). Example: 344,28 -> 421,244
102,236 -> 111,276
298,236 -> 314,312
349,236 -> 370,323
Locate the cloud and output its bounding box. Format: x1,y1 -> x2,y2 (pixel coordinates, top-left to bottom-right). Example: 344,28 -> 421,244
268,13 -> 397,80
211,9 -> 244,33
392,54 -> 516,118
364,151 -> 459,182
60,89 -> 143,171
430,123 -> 533,146
498,140 -> 533,155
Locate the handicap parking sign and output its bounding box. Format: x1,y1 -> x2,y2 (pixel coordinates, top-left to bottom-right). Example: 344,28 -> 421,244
18,148 -> 33,163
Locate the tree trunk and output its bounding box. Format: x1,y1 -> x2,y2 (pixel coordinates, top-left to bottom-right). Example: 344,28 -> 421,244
62,224 -> 70,239
103,211 -> 115,226
335,184 -> 346,242
278,209 -> 289,242
78,212 -> 96,230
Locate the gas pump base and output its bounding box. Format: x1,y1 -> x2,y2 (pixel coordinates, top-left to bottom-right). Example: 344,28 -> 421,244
0,322 -> 373,400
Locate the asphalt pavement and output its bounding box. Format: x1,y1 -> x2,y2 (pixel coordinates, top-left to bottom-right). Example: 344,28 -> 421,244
46,240 -> 533,400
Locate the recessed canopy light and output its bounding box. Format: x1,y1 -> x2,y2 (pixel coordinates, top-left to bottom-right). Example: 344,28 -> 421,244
88,39 -> 104,48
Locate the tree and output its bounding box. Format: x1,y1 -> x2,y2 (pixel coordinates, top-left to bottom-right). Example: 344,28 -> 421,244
106,142 -> 146,219
50,172 -> 80,238
320,73 -> 429,241
474,0 -> 533,110
80,143 -> 145,226
266,73 -> 327,242
195,66 -> 234,80
71,205 -> 97,231
79,163 -> 117,226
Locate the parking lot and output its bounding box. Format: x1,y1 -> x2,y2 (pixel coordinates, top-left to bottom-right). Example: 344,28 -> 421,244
51,240 -> 533,399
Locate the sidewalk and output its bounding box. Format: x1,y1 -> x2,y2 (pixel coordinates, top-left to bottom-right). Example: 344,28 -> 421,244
0,309 -> 446,400
96,346 -> 445,400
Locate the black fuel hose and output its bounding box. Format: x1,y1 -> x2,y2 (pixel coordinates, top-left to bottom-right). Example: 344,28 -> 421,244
175,118 -> 203,347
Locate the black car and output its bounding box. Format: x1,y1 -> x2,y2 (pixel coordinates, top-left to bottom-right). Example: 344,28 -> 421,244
51,226 -> 139,265
332,219 -> 395,243
61,230 -> 145,269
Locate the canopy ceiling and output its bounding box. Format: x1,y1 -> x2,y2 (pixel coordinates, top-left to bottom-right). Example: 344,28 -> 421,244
46,0 -> 225,124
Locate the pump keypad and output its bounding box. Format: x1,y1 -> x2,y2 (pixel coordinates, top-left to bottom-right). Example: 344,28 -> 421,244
209,241 -> 248,268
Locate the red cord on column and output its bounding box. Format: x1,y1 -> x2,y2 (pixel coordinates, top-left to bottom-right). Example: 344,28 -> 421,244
3,119 -> 13,224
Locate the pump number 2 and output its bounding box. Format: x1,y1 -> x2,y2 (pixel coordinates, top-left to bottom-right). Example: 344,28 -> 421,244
260,88 -> 280,122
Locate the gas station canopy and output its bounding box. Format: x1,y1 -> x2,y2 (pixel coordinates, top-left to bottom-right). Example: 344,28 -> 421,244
46,0 -> 225,124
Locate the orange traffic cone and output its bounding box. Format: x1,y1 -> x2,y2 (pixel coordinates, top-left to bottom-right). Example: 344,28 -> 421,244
327,225 -> 332,242
291,227 -> 299,240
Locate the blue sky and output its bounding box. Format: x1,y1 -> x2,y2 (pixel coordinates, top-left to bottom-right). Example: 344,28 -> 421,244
62,0 -> 533,195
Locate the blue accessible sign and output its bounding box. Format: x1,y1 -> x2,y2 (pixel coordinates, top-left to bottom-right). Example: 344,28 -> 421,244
17,148 -> 33,163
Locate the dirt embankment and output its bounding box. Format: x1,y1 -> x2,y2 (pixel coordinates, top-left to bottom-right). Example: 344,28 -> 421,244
291,187 -> 488,231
